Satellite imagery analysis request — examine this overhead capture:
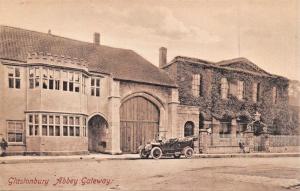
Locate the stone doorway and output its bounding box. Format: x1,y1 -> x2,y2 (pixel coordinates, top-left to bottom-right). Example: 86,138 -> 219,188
88,115 -> 108,153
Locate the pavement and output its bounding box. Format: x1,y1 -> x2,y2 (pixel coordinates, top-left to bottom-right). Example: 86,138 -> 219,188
0,152 -> 299,164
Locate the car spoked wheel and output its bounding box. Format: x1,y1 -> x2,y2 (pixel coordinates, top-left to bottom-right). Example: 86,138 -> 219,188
184,147 -> 193,159
151,147 -> 162,159
139,149 -> 149,159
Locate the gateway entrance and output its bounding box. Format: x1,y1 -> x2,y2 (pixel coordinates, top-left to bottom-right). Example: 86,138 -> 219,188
120,96 -> 159,153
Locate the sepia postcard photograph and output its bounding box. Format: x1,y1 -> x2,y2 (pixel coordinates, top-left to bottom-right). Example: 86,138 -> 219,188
0,0 -> 299,190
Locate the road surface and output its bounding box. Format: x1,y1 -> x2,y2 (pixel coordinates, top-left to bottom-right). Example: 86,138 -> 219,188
0,157 -> 299,191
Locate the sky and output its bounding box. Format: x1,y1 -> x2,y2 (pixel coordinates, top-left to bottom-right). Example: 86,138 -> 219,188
0,0 -> 299,80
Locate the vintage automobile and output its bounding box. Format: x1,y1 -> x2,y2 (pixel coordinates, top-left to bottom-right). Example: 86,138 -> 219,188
138,136 -> 197,159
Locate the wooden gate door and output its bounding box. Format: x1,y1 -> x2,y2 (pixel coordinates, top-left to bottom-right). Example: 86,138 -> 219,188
120,96 -> 159,153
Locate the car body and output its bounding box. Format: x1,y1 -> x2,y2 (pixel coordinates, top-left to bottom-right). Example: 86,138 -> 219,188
138,136 -> 197,159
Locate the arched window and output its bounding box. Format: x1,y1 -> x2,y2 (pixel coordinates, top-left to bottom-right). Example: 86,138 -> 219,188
184,121 -> 194,137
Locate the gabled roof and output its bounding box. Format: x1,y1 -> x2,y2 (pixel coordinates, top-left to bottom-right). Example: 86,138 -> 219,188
216,57 -> 272,76
0,26 -> 176,87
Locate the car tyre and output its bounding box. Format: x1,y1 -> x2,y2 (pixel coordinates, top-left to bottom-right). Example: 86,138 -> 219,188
151,147 -> 162,159
184,147 -> 193,159
139,149 -> 149,159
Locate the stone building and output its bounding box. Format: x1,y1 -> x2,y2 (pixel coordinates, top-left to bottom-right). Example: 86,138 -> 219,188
0,26 -> 179,155
288,80 -> 300,134
161,48 -> 290,148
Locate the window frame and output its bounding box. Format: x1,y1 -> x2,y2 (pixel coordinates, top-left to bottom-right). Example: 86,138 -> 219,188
91,77 -> 101,97
221,77 -> 229,99
7,121 -> 24,143
7,66 -> 21,89
184,121 -> 194,137
192,74 -> 201,97
27,113 -> 86,137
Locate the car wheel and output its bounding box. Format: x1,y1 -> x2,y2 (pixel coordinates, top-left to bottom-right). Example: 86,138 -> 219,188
151,147 -> 162,159
184,147 -> 193,159
139,149 -> 149,159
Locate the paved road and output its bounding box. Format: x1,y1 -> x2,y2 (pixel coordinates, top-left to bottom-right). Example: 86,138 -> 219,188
0,157 -> 299,191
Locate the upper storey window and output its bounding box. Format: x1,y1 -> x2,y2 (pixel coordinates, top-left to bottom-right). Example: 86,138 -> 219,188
42,68 -> 48,89
221,78 -> 245,100
221,78 -> 228,99
54,70 -> 60,90
62,70 -> 81,93
192,74 -> 203,97
29,67 -> 40,88
252,83 -> 261,102
29,67 -> 61,90
7,66 -> 21,89
29,67 -> 83,93
74,73 -> 80,92
228,80 -> 244,100
91,78 -> 100,97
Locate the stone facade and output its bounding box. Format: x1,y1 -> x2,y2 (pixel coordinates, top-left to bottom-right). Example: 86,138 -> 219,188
163,55 -> 290,152
0,26 -> 178,155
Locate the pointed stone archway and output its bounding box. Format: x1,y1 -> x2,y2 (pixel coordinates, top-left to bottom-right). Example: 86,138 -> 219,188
120,96 -> 160,153
88,115 -> 108,153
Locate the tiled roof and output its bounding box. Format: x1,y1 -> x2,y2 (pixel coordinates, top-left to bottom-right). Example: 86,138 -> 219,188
0,26 -> 176,87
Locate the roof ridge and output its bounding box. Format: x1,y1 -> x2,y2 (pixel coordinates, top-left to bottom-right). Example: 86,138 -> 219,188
0,25 -> 133,52
173,55 -> 216,64
0,25 -> 91,45
217,57 -> 249,65
216,57 -> 273,76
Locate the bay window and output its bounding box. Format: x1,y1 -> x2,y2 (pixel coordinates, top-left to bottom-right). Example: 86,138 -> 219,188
28,114 -> 39,136
27,113 -> 87,137
62,71 -> 68,91
49,69 -> 54,90
35,67 -> 40,87
74,73 -> 80,92
54,70 -> 60,90
69,72 -> 74,92
42,68 -> 48,89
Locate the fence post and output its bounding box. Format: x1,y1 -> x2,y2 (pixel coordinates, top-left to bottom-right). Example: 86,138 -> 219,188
199,129 -> 208,154
244,131 -> 254,153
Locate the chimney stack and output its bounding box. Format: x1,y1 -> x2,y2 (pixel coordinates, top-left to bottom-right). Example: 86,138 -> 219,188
159,47 -> 167,68
94,32 -> 100,45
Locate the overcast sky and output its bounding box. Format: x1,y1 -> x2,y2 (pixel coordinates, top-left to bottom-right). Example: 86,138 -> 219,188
0,0 -> 299,80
